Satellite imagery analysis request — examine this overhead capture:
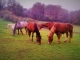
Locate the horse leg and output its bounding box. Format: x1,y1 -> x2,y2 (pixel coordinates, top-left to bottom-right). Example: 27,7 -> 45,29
28,31 -> 31,40
12,29 -> 16,36
64,32 -> 68,42
25,27 -> 27,35
32,32 -> 34,42
20,29 -> 23,35
57,33 -> 61,44
18,29 -> 19,35
69,31 -> 73,42
12,29 -> 14,36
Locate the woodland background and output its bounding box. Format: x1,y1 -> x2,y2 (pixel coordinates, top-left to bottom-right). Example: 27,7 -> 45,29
0,0 -> 80,25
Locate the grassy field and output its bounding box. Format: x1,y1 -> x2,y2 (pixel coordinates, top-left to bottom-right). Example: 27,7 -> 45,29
0,18 -> 80,60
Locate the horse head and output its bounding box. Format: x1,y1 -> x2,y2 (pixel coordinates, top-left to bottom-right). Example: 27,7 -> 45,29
12,24 -> 17,36
36,35 -> 41,45
12,21 -> 20,36
47,25 -> 56,44
48,35 -> 53,44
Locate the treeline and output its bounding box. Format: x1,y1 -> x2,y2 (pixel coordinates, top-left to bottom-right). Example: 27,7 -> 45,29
0,0 -> 80,25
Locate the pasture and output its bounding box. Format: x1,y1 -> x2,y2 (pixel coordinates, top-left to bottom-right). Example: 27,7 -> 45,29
0,18 -> 80,60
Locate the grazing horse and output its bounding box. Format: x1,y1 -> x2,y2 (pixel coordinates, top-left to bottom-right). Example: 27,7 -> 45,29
40,22 -> 54,30
27,22 -> 41,45
48,23 -> 73,44
12,21 -> 28,36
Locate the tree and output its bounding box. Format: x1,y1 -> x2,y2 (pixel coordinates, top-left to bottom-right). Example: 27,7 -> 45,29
7,0 -> 16,11
7,0 -> 23,16
23,8 -> 28,17
0,0 -> 6,10
30,2 -> 45,20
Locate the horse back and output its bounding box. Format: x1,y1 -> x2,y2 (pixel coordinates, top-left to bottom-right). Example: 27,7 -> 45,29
20,21 -> 28,27
54,23 -> 72,33
27,22 -> 35,31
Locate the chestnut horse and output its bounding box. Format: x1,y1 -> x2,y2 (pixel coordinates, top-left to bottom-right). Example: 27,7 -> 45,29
48,23 -> 73,44
27,22 -> 41,45
13,21 -> 28,36
40,22 -> 54,30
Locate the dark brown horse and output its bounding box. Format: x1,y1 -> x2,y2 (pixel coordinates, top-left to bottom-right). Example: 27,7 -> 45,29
48,23 -> 73,44
27,22 -> 41,45
40,22 -> 54,30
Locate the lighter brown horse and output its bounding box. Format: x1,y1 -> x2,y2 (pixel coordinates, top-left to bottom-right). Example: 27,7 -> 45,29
27,22 -> 41,45
48,23 -> 73,44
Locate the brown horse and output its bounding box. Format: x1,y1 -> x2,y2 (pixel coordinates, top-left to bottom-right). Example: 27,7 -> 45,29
48,23 -> 73,44
27,22 -> 41,45
40,22 -> 54,30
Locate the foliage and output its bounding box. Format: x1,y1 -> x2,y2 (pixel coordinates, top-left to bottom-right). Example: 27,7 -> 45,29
7,0 -> 24,16
30,2 -> 45,20
69,10 -> 80,25
0,0 -> 6,10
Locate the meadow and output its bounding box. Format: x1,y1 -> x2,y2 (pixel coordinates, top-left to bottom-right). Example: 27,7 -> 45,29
0,18 -> 80,60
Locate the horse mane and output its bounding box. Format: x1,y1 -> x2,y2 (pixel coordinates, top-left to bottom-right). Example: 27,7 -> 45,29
34,23 -> 41,39
48,25 -> 55,37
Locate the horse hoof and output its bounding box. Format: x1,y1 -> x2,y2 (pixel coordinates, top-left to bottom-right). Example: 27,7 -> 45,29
48,42 -> 51,44
58,42 -> 60,44
38,43 -> 41,45
12,34 -> 14,36
68,41 -> 71,43
31,40 -> 33,42
64,40 -> 67,42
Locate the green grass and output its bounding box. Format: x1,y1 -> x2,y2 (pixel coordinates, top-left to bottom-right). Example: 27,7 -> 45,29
0,18 -> 80,60
73,25 -> 80,33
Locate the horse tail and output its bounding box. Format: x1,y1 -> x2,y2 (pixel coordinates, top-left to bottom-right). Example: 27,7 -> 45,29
68,24 -> 73,38
70,27 -> 73,38
34,23 -> 41,39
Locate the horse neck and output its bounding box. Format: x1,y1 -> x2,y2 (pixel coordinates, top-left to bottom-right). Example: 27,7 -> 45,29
34,23 -> 41,38
44,23 -> 52,30
13,27 -> 16,35
13,23 -> 17,35
48,26 -> 55,37
40,23 -> 47,29
44,24 -> 49,28
36,30 -> 40,37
